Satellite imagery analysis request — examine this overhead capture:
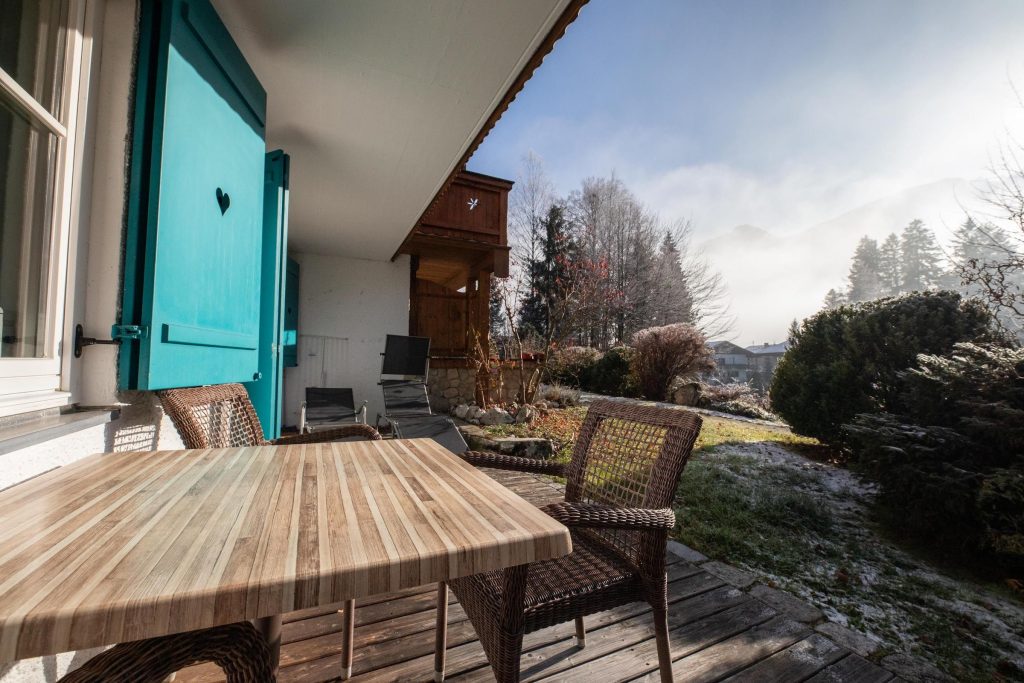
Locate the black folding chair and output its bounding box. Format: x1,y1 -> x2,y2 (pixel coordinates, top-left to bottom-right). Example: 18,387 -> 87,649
380,380 -> 432,417
378,334 -> 469,454
299,387 -> 367,433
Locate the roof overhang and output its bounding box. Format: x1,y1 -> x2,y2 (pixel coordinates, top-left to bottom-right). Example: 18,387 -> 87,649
210,0 -> 586,261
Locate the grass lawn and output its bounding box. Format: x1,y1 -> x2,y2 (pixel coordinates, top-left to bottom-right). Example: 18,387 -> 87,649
482,405 -> 1024,681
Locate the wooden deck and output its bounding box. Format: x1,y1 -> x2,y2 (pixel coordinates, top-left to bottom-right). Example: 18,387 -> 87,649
179,469 -> 893,683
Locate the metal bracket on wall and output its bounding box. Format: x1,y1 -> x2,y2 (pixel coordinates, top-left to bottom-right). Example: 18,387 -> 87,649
74,324 -> 149,358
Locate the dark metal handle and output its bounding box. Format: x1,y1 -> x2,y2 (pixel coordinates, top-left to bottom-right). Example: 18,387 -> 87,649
74,324 -> 119,358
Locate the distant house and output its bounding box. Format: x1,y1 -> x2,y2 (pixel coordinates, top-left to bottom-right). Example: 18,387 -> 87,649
745,339 -> 790,378
707,341 -> 756,383
706,340 -> 790,388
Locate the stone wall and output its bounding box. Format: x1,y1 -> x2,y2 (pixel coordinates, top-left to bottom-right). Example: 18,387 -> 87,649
427,361 -> 539,412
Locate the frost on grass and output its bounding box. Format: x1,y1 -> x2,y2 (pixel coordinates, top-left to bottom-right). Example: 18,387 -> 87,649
676,431 -> 1024,680
489,407 -> 1024,678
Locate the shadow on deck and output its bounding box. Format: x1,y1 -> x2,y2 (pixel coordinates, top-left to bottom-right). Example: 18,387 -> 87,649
179,469 -> 892,682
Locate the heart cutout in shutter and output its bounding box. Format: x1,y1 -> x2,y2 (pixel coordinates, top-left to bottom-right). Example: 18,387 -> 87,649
216,187 -> 231,215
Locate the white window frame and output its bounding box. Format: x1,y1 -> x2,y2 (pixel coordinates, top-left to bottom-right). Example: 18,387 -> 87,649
0,0 -> 90,417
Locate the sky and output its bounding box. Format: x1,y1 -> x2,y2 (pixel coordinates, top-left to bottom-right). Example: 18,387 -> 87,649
469,0 -> 1024,343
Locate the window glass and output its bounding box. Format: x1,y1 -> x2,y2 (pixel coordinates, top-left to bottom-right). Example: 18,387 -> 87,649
0,0 -> 68,117
0,99 -> 58,358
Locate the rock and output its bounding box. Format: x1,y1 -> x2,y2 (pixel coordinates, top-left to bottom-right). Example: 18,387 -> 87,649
534,400 -> 549,409
480,407 -> 513,426
671,381 -> 701,406
453,404 -> 470,419
515,405 -> 536,424
459,425 -> 554,458
466,406 -> 485,422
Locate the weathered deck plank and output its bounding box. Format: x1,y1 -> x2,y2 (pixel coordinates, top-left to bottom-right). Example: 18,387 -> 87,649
807,653 -> 894,683
177,468 -> 887,683
721,633 -> 848,682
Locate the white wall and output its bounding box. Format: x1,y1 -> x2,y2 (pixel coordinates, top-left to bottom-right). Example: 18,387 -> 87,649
283,252 -> 410,429
75,0 -> 137,406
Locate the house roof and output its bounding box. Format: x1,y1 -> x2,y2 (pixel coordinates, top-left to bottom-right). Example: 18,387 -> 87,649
746,342 -> 790,355
708,341 -> 753,355
211,0 -> 586,261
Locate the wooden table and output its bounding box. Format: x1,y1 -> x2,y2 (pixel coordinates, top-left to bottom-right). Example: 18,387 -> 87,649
0,438 -> 571,671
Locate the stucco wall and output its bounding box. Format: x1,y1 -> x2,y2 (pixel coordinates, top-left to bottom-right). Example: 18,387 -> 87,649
283,252 -> 411,429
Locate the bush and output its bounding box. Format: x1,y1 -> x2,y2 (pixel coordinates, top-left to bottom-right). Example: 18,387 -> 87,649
585,346 -> 639,397
546,346 -> 601,387
698,383 -> 777,420
631,324 -> 714,400
844,343 -> 1024,561
538,383 -> 581,407
770,292 -> 997,444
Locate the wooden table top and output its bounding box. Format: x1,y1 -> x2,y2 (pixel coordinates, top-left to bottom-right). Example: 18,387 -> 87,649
0,438 -> 571,662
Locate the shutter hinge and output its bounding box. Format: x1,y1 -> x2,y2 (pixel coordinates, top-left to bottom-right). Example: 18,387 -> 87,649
111,324 -> 149,340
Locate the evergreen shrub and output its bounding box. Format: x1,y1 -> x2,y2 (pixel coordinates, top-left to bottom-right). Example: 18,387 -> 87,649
770,292 -> 996,444
546,346 -> 601,387
586,346 -> 639,397
844,343 -> 1024,561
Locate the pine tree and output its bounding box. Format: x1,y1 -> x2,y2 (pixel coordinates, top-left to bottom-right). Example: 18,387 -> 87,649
847,237 -> 883,302
899,219 -> 943,292
951,218 -> 1015,271
878,233 -> 902,296
823,288 -> 846,310
787,318 -> 800,343
488,274 -> 504,339
519,204 -> 574,339
649,232 -> 694,325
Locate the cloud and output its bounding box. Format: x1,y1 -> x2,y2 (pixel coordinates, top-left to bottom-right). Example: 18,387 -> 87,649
471,0 -> 1024,343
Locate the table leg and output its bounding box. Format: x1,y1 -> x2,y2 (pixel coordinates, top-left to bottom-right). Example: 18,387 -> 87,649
253,614 -> 282,676
341,599 -> 356,679
434,581 -> 448,682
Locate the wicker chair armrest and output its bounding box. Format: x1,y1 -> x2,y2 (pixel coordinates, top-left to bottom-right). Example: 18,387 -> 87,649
539,502 -> 676,530
460,450 -> 566,476
273,424 -> 382,445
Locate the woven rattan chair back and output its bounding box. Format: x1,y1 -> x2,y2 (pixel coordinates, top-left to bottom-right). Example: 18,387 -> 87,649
160,384 -> 267,449
563,400 -> 701,565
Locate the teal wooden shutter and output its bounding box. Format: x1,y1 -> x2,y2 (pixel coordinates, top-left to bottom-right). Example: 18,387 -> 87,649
283,259 -> 299,368
120,0 -> 267,390
244,151 -> 290,439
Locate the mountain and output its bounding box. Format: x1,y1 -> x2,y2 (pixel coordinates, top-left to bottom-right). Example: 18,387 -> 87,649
701,224 -> 778,252
699,178 -> 982,344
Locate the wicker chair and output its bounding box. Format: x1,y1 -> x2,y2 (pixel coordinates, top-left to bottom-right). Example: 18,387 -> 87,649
59,621 -> 273,683
437,400 -> 702,683
159,383 -> 382,680
160,383 -> 381,449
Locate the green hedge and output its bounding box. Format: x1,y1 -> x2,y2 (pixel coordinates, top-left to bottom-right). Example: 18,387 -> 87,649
546,345 -> 640,397
770,292 -> 996,444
